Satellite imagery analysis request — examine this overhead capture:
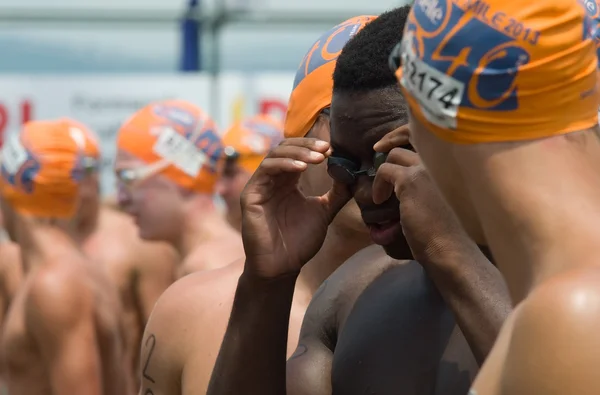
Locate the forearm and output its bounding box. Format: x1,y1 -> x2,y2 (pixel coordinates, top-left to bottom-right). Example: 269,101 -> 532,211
422,240 -> 511,365
207,268 -> 298,395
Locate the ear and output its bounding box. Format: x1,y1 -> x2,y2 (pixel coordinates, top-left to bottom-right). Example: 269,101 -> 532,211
306,113 -> 331,143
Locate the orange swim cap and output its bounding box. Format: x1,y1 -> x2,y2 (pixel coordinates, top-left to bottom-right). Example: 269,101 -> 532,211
60,118 -> 101,171
0,120 -> 87,218
222,114 -> 284,173
284,15 -> 377,138
117,100 -> 223,194
395,0 -> 599,143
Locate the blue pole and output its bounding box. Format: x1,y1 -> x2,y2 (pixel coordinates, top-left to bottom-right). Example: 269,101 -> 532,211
180,0 -> 201,71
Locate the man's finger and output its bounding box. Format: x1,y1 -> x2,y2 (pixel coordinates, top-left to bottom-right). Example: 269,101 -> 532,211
267,145 -> 327,164
318,180 -> 353,221
278,137 -> 330,153
385,147 -> 420,167
372,163 -> 408,204
243,159 -> 303,205
254,157 -> 307,177
373,125 -> 410,152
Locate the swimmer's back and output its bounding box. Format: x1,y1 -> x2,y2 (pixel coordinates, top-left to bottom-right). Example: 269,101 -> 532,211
141,255 -> 308,395
82,206 -> 177,385
2,244 -> 130,395
139,261 -> 245,395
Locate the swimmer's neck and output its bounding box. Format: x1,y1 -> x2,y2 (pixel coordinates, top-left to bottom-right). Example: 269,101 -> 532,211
173,203 -> 235,258
461,130 -> 600,302
74,209 -> 100,245
15,220 -> 79,273
298,224 -> 372,295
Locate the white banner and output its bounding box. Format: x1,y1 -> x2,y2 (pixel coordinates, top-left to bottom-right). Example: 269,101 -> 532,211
216,72 -> 294,131
0,73 -> 296,197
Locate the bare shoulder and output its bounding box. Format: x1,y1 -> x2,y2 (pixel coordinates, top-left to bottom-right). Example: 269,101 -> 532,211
501,267 -> 600,394
140,260 -> 243,390
144,259 -> 243,354
25,261 -> 91,330
300,245 -> 400,345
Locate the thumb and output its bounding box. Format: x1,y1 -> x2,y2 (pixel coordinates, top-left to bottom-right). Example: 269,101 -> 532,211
319,180 -> 353,221
372,163 -> 405,205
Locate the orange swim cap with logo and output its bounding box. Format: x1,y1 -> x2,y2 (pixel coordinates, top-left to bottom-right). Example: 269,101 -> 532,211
0,119 -> 88,218
222,114 -> 284,173
395,0 -> 599,144
284,15 -> 377,138
117,100 -> 223,194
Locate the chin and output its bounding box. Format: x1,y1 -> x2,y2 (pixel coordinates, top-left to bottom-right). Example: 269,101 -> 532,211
334,208 -> 370,235
382,237 -> 413,260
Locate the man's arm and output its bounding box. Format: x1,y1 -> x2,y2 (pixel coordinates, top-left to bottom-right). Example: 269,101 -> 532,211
421,238 -> 511,365
207,270 -> 297,395
138,280 -> 191,395
285,280 -> 337,395
27,270 -> 102,395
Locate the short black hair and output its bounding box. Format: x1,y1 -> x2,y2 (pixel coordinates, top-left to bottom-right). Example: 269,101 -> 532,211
333,6 -> 410,94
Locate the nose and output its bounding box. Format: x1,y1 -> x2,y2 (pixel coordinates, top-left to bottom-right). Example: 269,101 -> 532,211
353,175 -> 375,207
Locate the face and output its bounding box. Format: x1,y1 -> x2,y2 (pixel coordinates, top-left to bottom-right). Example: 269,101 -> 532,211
299,115 -> 369,237
114,150 -> 186,243
330,88 -> 413,259
408,113 -> 486,244
216,159 -> 252,230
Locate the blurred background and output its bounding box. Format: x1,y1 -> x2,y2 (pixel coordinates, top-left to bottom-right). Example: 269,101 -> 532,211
0,0 -> 411,195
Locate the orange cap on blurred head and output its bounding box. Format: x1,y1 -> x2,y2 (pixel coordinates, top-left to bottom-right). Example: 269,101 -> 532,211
117,100 -> 223,194
60,118 -> 101,171
0,120 -> 88,218
284,15 -> 377,138
222,114 -> 284,173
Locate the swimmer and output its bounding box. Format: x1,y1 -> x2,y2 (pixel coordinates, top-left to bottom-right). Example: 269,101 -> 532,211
83,209 -> 177,389
115,100 -> 241,278
0,120 -> 130,395
208,7 -> 511,395
390,0 -> 600,393
217,114 -> 284,231
64,118 -> 178,389
0,209 -> 21,393
136,16 -> 377,395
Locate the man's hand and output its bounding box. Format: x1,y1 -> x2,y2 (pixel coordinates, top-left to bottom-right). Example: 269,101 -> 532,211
373,127 -> 511,364
372,127 -> 467,262
241,138 -> 352,278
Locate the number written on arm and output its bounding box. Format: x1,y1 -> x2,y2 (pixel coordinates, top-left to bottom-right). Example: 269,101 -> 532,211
142,334 -> 157,385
